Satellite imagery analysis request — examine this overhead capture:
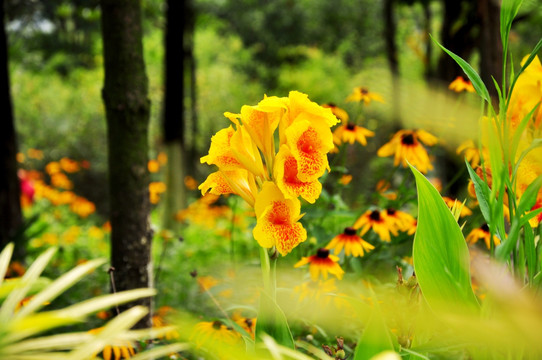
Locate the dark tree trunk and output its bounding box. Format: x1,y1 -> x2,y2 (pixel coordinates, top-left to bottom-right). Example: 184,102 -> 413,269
164,0 -> 184,145
478,0 -> 502,101
435,0 -> 478,82
383,0 -> 400,122
183,0 -> 198,170
162,0 -> 187,230
422,0 -> 433,79
0,0 -> 23,257
100,0 -> 152,328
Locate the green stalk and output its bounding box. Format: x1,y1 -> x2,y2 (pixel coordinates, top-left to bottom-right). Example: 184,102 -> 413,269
259,247 -> 276,301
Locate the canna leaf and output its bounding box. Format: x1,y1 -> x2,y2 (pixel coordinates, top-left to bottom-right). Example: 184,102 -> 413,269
255,291 -> 295,349
410,165 -> 479,312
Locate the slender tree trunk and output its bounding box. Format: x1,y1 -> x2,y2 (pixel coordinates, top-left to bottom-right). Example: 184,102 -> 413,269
478,0 -> 502,102
184,0 -> 198,171
422,0 -> 433,80
435,0 -> 478,82
162,0 -> 186,230
100,0 -> 152,328
383,0 -> 400,122
0,0 -> 23,257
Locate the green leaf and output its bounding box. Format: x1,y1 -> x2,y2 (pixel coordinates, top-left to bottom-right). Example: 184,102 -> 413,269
354,309 -> 394,360
410,165 -> 479,312
517,175 -> 542,215
255,291 -> 294,349
431,35 -> 490,103
525,225 -> 536,284
500,0 -> 523,50
465,160 -> 492,224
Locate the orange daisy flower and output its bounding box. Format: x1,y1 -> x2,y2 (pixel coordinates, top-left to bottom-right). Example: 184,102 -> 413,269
466,224 -> 501,249
326,227 -> 375,257
353,209 -> 398,242
322,103 -> 349,122
294,248 -> 344,281
384,208 -> 416,233
377,129 -> 437,174
346,87 -> 385,105
333,123 -> 374,146
448,76 -> 475,93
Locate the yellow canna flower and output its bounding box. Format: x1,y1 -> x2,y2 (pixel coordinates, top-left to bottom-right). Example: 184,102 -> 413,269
253,182 -> 307,256
285,117 -> 334,182
508,55 -> 542,128
274,145 -> 322,204
200,125 -> 242,170
199,169 -> 258,207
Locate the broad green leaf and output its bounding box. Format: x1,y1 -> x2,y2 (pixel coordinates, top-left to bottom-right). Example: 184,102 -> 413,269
410,165 -> 479,312
128,344 -> 190,360
255,291 -> 294,349
431,35 -> 490,102
354,310 -> 394,360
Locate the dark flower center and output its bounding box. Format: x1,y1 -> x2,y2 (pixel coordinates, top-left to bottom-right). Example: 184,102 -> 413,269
327,102 -> 336,107
360,87 -> 369,94
212,320 -> 223,330
386,208 -> 396,216
316,248 -> 330,258
480,224 -> 489,232
346,123 -> 356,131
401,133 -> 415,145
369,210 -> 381,221
344,227 -> 357,236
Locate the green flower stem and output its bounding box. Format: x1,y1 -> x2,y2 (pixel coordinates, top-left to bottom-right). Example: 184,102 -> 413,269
259,247 -> 276,301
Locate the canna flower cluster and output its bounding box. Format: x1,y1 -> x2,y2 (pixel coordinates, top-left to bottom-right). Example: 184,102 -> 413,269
199,91 -> 340,256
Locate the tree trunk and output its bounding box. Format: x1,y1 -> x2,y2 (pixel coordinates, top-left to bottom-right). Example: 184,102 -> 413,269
162,0 -> 187,231
435,0 -> 478,82
184,0 -> 198,173
478,0 -> 502,102
383,0 -> 400,122
0,0 -> 23,257
100,0 -> 152,328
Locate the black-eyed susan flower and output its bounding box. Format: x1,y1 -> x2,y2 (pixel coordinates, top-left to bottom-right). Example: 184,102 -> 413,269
448,76 -> 475,93
333,123 -> 374,146
456,140 -> 486,167
253,182 -> 307,256
353,209 -> 398,242
322,103 -> 349,122
384,208 -> 417,233
294,248 -> 344,281
88,327 -> 136,360
346,87 -> 385,105
466,224 -> 501,249
231,311 -> 256,337
375,179 -> 397,200
326,227 -> 374,257
339,174 -> 352,185
191,320 -> 241,348
442,197 -> 472,217
377,129 -> 437,174
152,306 -> 179,340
